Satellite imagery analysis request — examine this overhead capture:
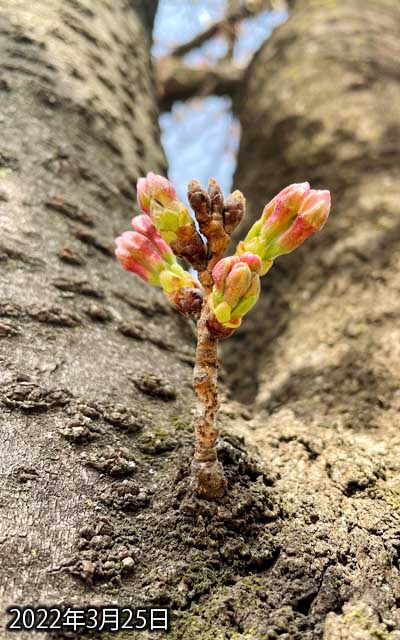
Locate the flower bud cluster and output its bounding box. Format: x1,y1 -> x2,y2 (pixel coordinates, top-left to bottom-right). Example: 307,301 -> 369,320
208,252 -> 262,331
115,214 -> 202,318
236,183 -> 331,274
116,175 -> 331,334
137,172 -> 206,270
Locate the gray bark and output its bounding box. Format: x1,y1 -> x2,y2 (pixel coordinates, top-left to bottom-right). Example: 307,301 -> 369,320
222,0 -> 400,637
0,0 -> 194,633
1,1 -> 400,639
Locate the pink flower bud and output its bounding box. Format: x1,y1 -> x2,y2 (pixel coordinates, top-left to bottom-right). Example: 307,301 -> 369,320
265,189 -> 331,258
237,183 -> 331,262
114,244 -> 152,282
137,172 -> 177,213
212,253 -> 261,294
230,272 -> 260,321
223,263 -> 252,308
136,174 -> 202,263
298,189 -> 331,226
131,214 -> 174,264
116,220 -> 204,319
261,182 -> 310,224
239,252 -> 262,273
115,230 -> 166,285
260,182 -> 310,243
212,256 -> 239,293
210,253 -> 261,328
136,178 -> 151,213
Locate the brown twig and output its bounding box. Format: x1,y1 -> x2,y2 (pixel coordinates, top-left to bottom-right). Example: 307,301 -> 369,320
189,178 -> 246,499
168,0 -> 273,59
188,179 -> 230,289
157,0 -> 293,111
220,0 -> 240,63
191,299 -> 227,499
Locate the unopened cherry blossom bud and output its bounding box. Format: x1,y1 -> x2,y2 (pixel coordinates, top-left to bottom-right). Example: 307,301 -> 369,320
213,252 -> 260,294
113,246 -> 152,283
137,172 -> 177,214
212,256 -> 238,295
137,173 -> 206,270
115,215 -> 203,318
230,273 -> 260,319
264,189 -> 330,258
236,183 -> 330,266
136,172 -> 192,240
299,190 -> 331,226
208,253 -> 261,332
240,252 -> 264,272
220,262 -> 252,311
260,182 -> 310,241
131,214 -> 174,266
115,230 -> 166,285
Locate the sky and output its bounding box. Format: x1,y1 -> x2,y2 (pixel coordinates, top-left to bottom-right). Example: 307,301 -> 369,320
152,0 -> 287,201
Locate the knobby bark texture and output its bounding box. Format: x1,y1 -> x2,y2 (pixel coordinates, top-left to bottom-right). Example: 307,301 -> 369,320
220,0 -> 400,637
1,1 -> 400,639
0,3 -> 286,640
192,301 -> 227,500
0,0 -> 198,634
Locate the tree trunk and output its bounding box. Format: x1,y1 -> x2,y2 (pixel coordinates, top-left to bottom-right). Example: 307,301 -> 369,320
222,0 -> 400,636
0,0 -> 190,628
0,4 -> 284,640
2,1 -> 400,639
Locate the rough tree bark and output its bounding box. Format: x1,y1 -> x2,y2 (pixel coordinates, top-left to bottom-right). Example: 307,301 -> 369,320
0,0 -> 194,634
1,1 -> 399,639
0,3 -> 285,639
221,0 -> 400,637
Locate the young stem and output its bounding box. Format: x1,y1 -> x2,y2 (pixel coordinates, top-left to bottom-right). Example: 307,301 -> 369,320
192,298 -> 227,499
